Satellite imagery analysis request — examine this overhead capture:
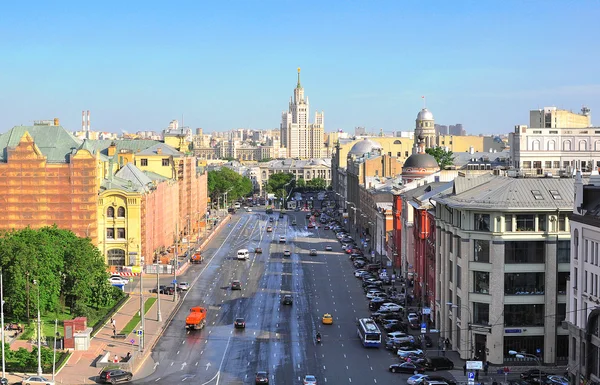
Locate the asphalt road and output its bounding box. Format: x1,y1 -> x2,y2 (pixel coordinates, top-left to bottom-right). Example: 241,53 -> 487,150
133,208 -> 423,385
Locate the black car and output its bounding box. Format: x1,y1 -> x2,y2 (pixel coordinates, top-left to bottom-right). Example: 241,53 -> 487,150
508,381 -> 531,385
255,371 -> 269,384
98,369 -> 133,383
424,375 -> 457,385
423,356 -> 454,370
384,322 -> 407,333
282,295 -> 293,305
231,280 -> 242,290
389,362 -> 425,374
234,318 -> 246,329
369,298 -> 386,311
417,334 -> 434,348
521,369 -> 549,382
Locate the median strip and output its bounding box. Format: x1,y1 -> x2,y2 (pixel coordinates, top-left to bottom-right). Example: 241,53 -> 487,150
120,297 -> 157,335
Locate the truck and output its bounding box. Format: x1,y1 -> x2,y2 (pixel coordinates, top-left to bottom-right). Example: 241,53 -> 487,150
190,251 -> 203,264
185,306 -> 207,330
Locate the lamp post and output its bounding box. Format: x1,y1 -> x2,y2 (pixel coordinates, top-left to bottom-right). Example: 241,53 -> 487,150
508,350 -> 542,383
156,256 -> 162,322
447,302 -> 473,358
140,259 -> 145,351
33,279 -> 42,376
1,269 -> 5,379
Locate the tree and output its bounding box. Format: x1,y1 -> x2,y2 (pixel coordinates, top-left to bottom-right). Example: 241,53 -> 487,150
425,147 -> 455,169
266,173 -> 295,199
207,168 -> 253,207
296,178 -> 306,188
306,177 -> 327,190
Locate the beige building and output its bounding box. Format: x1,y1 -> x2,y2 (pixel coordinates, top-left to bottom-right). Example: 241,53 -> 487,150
530,106 -> 591,129
280,68 -> 324,159
437,135 -> 506,153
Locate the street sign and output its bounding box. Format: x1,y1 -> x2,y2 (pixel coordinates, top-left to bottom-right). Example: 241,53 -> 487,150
130,339 -> 135,344
423,307 -> 431,315
468,371 -> 475,385
467,360 -> 483,370
420,322 -> 427,334
137,330 -> 143,336
172,279 -> 177,284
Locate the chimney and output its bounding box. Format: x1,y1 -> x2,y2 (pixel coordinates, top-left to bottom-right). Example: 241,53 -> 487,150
82,111 -> 85,131
156,147 -> 162,155
87,110 -> 90,132
108,141 -> 117,156
54,118 -> 60,126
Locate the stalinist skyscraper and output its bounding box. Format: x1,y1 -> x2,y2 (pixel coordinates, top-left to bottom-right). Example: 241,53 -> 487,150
280,68 -> 324,159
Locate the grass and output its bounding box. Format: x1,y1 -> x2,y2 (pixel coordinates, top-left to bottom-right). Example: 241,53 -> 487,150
120,298 -> 157,335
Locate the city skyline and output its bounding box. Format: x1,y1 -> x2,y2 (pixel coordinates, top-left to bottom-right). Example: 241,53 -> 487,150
0,1 -> 598,134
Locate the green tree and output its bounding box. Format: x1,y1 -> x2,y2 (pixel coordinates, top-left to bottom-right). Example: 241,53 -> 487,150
266,173 -> 295,199
296,178 -> 306,188
306,177 -> 327,190
208,168 -> 253,207
425,147 -> 455,169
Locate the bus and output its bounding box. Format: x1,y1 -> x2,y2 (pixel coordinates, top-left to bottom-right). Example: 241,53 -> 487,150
357,318 -> 381,347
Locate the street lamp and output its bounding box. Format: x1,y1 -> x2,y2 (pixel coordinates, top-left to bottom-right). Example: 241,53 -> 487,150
1,269 -> 5,379
33,279 -> 42,376
447,302 -> 473,358
508,350 -> 542,383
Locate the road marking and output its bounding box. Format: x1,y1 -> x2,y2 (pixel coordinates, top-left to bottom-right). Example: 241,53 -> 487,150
349,378 -> 352,383
206,362 -> 212,370
155,378 -> 161,382
344,354 -> 347,358
182,340 -> 185,344
370,366 -> 373,370
177,350 -> 180,355
323,365 -> 326,370
214,336 -> 232,385
374,379 -> 377,383
195,362 -> 198,366
181,362 -> 187,370
170,362 -> 174,366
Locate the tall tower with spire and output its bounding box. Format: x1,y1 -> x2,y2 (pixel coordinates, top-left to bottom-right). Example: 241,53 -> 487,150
280,68 -> 324,159
414,106 -> 436,152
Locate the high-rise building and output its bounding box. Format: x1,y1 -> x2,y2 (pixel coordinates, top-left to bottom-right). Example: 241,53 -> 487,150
530,106 -> 591,129
280,68 -> 324,159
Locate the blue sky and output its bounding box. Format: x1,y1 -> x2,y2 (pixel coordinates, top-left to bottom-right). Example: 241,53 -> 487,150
0,0 -> 598,135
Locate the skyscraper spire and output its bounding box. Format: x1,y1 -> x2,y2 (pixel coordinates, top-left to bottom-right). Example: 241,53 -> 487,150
297,67 -> 301,88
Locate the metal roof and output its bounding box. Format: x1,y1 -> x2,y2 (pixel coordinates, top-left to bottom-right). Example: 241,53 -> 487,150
434,175 -> 577,210
0,125 -> 83,163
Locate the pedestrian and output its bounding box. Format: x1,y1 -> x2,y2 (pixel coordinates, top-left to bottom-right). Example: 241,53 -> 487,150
445,338 -> 450,350
484,361 -> 489,376
463,364 -> 467,376
475,370 -> 480,381
112,328 -> 116,337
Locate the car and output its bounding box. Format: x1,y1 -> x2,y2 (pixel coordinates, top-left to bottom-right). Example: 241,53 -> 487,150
384,322 -> 408,333
366,290 -> 385,299
303,375 -> 317,385
292,220 -> 297,225
546,376 -> 569,385
423,356 -> 454,371
309,249 -> 317,256
407,313 -> 419,322
178,282 -> 190,291
369,297 -> 386,310
521,369 -> 549,381
255,371 -> 269,384
324,225 -> 330,230
234,318 -> 246,329
97,369 -> 133,384
246,207 -> 253,212
423,376 -> 457,385
389,362 -> 425,374
398,348 -> 424,358
255,247 -> 263,254
283,250 -> 291,257
324,245 -> 332,251
408,374 -> 429,385
322,313 -> 333,325
355,269 -> 368,277
231,280 -> 242,290
379,303 -> 403,312
282,295 -> 293,305
266,226 -> 273,232
269,217 -> 274,222
108,275 -> 128,285
279,236 -> 286,243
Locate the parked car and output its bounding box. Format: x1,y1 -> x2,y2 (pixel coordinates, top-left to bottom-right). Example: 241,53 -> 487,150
98,369 -> 133,384
422,376 -> 457,385
546,376 -> 569,385
389,362 -> 425,374
379,303 -> 403,312
178,282 -> 190,291
520,369 -> 549,382
423,356 -> 455,371
108,275 -> 128,285
407,374 -> 429,385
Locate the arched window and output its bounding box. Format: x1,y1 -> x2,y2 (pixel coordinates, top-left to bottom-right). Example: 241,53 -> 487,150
595,141 -> 600,151
117,207 -> 126,218
563,141 -> 572,151
547,140 -> 555,151
579,141 -> 588,151
107,249 -> 126,266
531,140 -> 540,151
394,140 -> 401,144
107,207 -> 115,218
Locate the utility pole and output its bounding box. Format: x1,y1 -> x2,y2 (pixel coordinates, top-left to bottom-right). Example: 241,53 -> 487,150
174,223 -> 178,303
156,256 -> 162,322
1,270 -> 5,379
52,319 -> 57,380
187,216 -> 191,260
139,256 -> 145,351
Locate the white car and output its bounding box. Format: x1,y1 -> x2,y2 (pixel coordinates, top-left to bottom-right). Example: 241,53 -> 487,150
354,269 -> 367,277
407,312 -> 419,322
283,250 -> 291,257
366,290 -> 385,299
397,348 -> 424,357
178,282 -> 190,291
108,275 -> 128,285
303,375 -> 317,385
325,245 -> 332,251
407,374 -> 429,385
387,331 -> 410,340
279,236 -> 286,243
246,207 -> 252,212
22,376 -> 55,385
379,303 -> 403,312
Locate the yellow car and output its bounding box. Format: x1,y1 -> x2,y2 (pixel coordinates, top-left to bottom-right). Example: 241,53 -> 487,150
322,313 -> 333,325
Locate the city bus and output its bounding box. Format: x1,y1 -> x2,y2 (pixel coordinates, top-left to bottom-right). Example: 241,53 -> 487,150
357,318 -> 381,347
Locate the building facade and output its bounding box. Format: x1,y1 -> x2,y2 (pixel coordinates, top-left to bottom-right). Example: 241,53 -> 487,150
433,174 -> 572,365
280,68 -> 324,159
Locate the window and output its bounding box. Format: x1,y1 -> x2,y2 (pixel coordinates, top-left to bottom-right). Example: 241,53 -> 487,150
456,237 -> 462,258
474,240 -> 490,262
516,214 -> 535,231
523,161 -> 532,169
585,240 -> 589,262
549,190 -> 562,200
448,233 -> 453,253
107,207 -> 115,218
556,303 -> 567,326
505,214 -> 513,232
474,214 -> 490,231
574,267 -> 578,289
117,228 -> 126,239
473,303 -> 489,325
553,161 -> 560,168
106,228 -> 115,239
538,215 -> 546,232
448,260 -> 453,282
504,304 -> 544,326
557,241 -> 570,263
505,241 -> 544,263
140,159 -> 148,166
162,158 -> 169,166
107,249 -> 126,266
531,190 -> 544,200
559,214 -> 567,231
533,161 -> 542,169
117,207 -> 125,218
456,265 -> 462,288
545,161 -> 552,168
505,273 -> 545,295
504,336 -> 544,360
456,297 -> 462,318
474,271 -> 490,294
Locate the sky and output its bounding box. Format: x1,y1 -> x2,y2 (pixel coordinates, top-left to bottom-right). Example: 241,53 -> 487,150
0,0 -> 599,136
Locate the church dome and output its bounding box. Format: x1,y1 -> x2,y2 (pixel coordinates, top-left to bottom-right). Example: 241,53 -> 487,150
403,153 -> 439,169
348,138 -> 383,157
416,108 -> 434,121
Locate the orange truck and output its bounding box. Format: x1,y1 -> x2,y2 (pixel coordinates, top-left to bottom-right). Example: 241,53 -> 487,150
190,251 -> 203,264
185,306 -> 207,330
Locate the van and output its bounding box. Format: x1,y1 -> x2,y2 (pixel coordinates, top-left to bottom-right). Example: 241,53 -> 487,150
234,202 -> 241,209
237,249 -> 249,260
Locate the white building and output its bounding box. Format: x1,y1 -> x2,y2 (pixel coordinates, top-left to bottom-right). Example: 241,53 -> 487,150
509,107 -> 599,175
433,174 -> 572,365
567,171 -> 600,384
280,68 -> 324,159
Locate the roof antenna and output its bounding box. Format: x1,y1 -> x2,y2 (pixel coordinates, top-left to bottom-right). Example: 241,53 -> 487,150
422,95 -> 426,109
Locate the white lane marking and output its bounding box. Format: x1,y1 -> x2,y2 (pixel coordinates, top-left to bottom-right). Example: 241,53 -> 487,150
181,362 -> 187,370
170,362 -> 174,366
182,340 -> 185,345
177,350 -> 180,355
205,362 -> 212,370
214,336 -> 232,385
155,378 -> 161,382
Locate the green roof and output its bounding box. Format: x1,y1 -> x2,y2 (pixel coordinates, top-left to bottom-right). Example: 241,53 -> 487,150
86,139 -> 164,157
0,125 -> 83,163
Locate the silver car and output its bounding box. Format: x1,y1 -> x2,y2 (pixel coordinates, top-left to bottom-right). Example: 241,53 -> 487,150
178,282 -> 190,291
